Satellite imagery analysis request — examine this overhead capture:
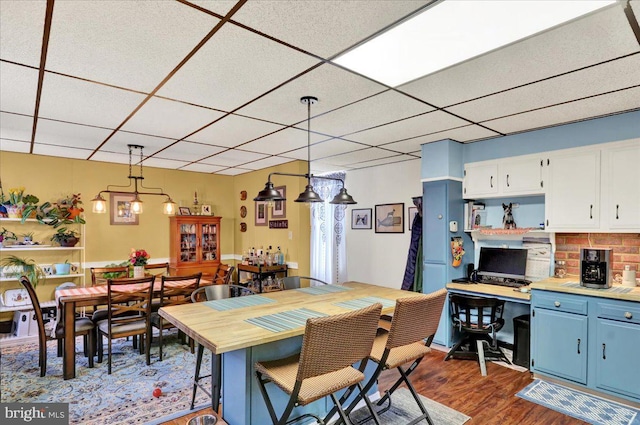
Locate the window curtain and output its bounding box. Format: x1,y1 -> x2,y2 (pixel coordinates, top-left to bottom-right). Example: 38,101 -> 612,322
310,171 -> 347,285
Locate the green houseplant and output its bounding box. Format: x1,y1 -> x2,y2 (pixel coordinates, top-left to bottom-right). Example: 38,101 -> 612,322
0,255 -> 45,286
50,228 -> 80,247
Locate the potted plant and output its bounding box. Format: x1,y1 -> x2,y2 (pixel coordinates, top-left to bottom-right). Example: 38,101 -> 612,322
4,187 -> 39,219
0,255 -> 45,286
50,227 -> 80,247
0,227 -> 17,246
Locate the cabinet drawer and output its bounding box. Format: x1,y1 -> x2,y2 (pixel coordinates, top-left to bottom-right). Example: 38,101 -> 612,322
597,300 -> 640,325
533,291 -> 588,315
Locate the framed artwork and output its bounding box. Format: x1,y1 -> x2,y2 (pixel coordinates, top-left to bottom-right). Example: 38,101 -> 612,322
179,207 -> 191,216
110,192 -> 139,225
351,208 -> 372,230
255,201 -> 267,226
408,207 -> 418,231
375,203 -> 404,233
201,204 -> 212,215
271,186 -> 286,218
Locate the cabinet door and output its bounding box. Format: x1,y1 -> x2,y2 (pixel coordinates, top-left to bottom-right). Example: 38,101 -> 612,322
501,157 -> 543,195
595,319 -> 640,400
531,308 -> 588,384
607,143 -> 640,230
463,162 -> 498,199
199,221 -> 219,263
545,150 -> 600,230
177,221 -> 198,264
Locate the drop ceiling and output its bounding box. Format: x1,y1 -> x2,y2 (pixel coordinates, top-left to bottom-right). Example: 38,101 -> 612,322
1,0 -> 639,175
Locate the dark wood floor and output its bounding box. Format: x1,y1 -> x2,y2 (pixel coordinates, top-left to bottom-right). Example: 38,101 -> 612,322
165,348 -> 586,424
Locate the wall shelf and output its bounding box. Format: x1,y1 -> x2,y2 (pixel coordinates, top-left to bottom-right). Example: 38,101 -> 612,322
467,229 -> 555,251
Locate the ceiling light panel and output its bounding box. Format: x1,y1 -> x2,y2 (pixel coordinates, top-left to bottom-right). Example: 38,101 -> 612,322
0,112 -> 32,143
122,97 -> 227,139
158,24 -> 319,111
308,90 -> 433,137
448,54 -> 640,123
0,138 -> 30,153
216,167 -> 253,176
482,86 -> 640,134
236,63 -> 386,125
46,1 -> 219,92
141,157 -> 190,169
381,125 -> 500,153
0,62 -> 39,115
38,72 -> 147,128
154,141 -> 226,162
335,1 -> 617,88
240,156 -> 295,170
181,163 -> 226,173
0,1 -> 46,67
32,143 -> 94,159
100,131 -> 174,156
281,138 -> 364,161
399,3 -> 636,107
232,1 -> 429,58
186,114 -> 285,148
347,110 -> 469,146
34,119 -> 113,150
200,149 -> 268,167
240,127 -> 326,155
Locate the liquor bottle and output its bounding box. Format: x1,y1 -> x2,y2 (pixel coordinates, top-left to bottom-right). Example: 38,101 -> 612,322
276,246 -> 284,265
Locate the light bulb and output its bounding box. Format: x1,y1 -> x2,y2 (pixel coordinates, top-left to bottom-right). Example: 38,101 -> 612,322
131,196 -> 143,214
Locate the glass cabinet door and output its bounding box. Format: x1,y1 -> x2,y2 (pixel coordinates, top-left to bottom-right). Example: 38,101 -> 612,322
200,222 -> 218,262
179,223 -> 197,263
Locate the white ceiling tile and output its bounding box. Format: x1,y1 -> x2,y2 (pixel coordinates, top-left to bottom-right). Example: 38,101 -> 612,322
0,0 -> 46,67
240,127 -> 326,155
0,138 -> 30,153
322,147 -> 397,166
186,114 -> 285,148
39,72 -> 147,128
632,0 -> 640,16
34,119 -> 113,150
181,163 -> 226,173
241,156 -> 295,170
216,167 -> 252,176
400,4 -> 640,107
281,139 -> 364,161
347,110 -> 469,145
141,157 -> 190,170
482,86 -> 640,134
200,149 -> 268,167
0,62 -> 39,115
310,162 -> 353,174
122,97 -> 227,139
236,63 -> 386,125
448,54 -> 640,122
381,125 -> 499,153
89,151 -> 131,164
188,1 -> 238,16
46,1 -> 219,92
0,112 -> 32,142
99,131 -> 174,156
349,155 -> 420,170
32,143 -> 94,159
158,23 -> 320,111
308,90 -> 433,136
155,141 -> 226,162
232,1 -> 429,58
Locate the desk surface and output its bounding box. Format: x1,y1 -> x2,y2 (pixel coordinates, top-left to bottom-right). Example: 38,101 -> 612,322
159,281 -> 415,355
446,282 -> 531,303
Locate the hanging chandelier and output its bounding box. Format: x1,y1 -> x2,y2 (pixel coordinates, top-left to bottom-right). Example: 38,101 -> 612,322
254,96 -> 356,205
91,144 -> 176,215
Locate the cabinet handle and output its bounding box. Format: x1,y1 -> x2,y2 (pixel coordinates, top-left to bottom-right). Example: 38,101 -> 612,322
590,204 -> 593,219
625,311 -> 633,319
506,174 -> 510,187
577,338 -> 581,354
616,205 -> 619,220
602,343 -> 606,360
554,301 -> 561,308
490,176 -> 493,188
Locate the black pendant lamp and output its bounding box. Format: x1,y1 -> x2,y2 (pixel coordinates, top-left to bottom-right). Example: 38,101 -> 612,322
294,96 -> 322,203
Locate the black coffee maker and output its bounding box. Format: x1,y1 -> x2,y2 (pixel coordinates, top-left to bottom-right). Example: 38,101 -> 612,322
580,248 -> 612,289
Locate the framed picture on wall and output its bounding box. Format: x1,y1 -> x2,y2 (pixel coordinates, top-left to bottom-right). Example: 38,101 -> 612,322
351,208 -> 372,229
271,186 -> 286,218
110,192 -> 139,225
408,207 -> 418,231
375,203 -> 404,233
255,201 -> 268,226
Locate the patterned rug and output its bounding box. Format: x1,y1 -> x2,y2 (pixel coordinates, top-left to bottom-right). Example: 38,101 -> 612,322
0,334 -> 211,424
517,379 -> 640,425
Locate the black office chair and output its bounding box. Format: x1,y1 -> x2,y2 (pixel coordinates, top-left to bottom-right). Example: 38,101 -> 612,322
445,294 -> 510,376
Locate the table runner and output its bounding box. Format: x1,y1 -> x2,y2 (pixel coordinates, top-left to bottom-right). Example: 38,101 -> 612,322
295,285 -> 353,295
245,308 -> 327,332
204,295 -> 275,311
334,296 -> 396,310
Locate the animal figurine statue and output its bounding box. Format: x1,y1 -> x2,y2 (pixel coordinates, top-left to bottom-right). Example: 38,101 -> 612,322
502,203 -> 516,229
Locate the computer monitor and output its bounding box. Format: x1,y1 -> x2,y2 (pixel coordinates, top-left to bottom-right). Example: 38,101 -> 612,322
477,247 -> 528,281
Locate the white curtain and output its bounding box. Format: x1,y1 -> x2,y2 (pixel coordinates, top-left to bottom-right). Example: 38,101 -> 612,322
310,172 -> 347,285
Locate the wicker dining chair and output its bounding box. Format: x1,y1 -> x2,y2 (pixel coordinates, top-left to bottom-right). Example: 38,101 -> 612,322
255,303 -> 383,425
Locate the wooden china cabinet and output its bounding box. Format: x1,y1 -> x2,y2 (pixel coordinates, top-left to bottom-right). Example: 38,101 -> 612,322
169,216 -> 221,276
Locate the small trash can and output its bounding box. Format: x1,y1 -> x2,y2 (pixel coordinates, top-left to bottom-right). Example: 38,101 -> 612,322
513,314 -> 530,369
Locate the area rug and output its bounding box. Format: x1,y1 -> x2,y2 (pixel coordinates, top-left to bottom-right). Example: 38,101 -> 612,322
517,379 -> 640,425
0,334 -> 211,424
350,388 -> 470,424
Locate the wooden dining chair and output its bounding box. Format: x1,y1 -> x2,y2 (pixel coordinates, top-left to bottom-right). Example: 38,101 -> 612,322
150,273 -> 202,360
89,265 -> 130,323
144,262 -> 170,277
19,276 -> 95,377
96,275 -> 155,374
212,263 -> 234,285
255,303 -> 383,425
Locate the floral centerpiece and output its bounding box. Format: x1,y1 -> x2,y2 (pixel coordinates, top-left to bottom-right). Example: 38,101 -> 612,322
129,248 -> 150,278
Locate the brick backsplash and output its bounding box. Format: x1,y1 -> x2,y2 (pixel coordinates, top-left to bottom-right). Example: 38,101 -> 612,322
555,233 -> 640,278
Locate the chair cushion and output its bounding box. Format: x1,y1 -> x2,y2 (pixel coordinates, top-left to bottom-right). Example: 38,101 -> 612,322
150,312 -> 174,329
255,354 -> 365,406
97,318 -> 147,335
55,317 -> 95,338
369,331 -> 430,369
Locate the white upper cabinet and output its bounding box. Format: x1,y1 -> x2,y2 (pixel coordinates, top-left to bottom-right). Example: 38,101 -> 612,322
603,140 -> 640,230
463,155 -> 542,199
463,162 -> 498,198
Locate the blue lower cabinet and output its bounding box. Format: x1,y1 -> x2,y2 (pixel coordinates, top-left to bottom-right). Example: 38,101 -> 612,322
595,317 -> 640,400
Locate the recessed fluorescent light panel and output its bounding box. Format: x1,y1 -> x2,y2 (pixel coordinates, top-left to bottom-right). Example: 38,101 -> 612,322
334,0 -> 617,87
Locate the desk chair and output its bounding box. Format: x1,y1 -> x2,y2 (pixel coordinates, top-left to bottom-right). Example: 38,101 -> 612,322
20,276 -> 95,377
255,303 -> 383,425
281,276 -> 328,290
189,284 -> 256,411
445,294 -> 510,376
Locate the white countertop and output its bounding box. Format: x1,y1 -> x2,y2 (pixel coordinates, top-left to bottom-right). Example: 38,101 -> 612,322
530,277 -> 640,303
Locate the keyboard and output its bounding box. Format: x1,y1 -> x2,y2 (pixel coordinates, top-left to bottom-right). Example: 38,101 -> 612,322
481,279 -> 530,288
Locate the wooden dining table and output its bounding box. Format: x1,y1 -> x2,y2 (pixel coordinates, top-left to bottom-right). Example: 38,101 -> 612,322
56,275 -> 211,380
158,281 -> 422,425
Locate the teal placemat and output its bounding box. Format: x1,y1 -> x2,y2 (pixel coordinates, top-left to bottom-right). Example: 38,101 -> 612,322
246,308 -> 327,332
295,285 -> 353,295
334,296 -> 396,310
204,295 -> 275,311
561,282 -> 634,294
